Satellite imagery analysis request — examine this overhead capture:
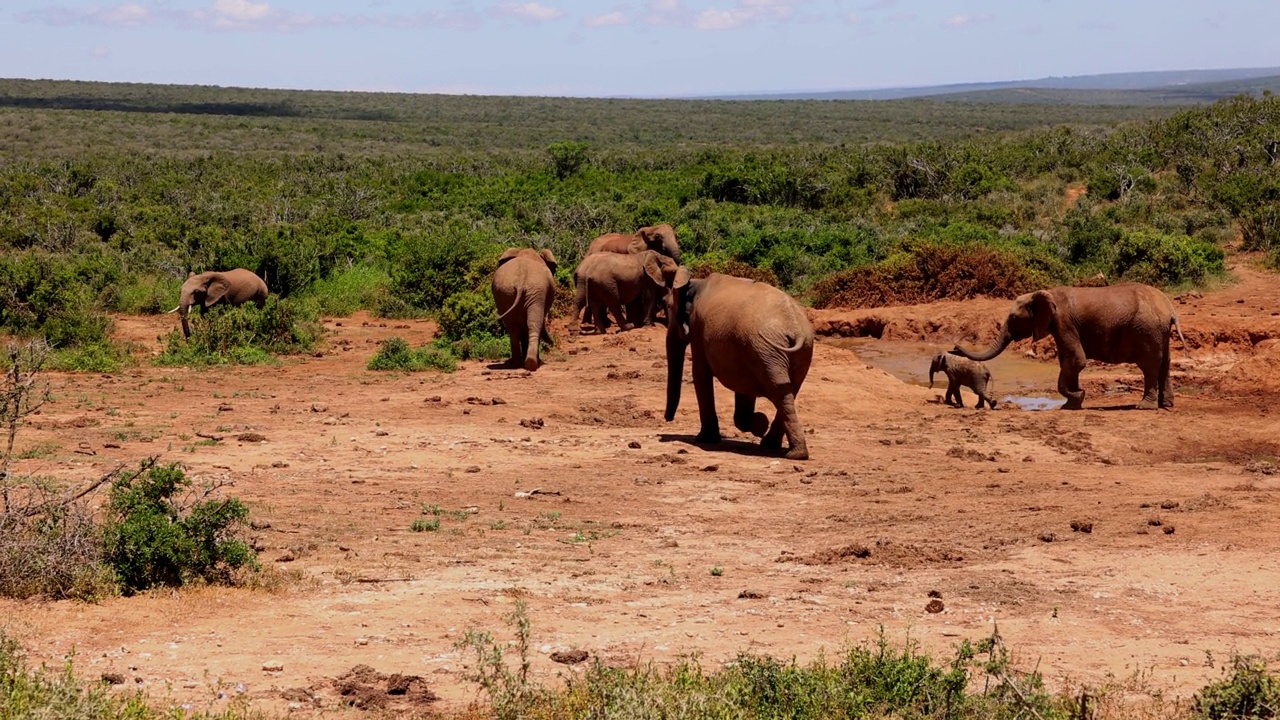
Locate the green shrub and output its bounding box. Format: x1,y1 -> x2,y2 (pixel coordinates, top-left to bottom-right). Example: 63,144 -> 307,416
438,288 -> 502,341
107,274 -> 178,315
155,297 -> 320,366
0,251 -> 115,348
102,463 -> 257,594
304,263 -> 390,316
1062,209 -> 1123,266
1110,230 -> 1226,287
1194,654 -> 1280,720
367,336 -> 458,372
442,335 -> 511,362
384,226 -> 496,313
547,141 -> 591,180
47,341 -> 134,373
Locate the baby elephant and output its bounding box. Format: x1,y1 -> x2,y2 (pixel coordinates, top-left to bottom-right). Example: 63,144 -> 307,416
929,353 -> 997,409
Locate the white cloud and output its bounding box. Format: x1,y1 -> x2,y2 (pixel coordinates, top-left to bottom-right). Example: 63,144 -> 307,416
494,2 -> 565,22
585,10 -> 628,27
692,0 -> 799,30
646,0 -> 686,25
941,13 -> 991,28
90,45 -> 112,58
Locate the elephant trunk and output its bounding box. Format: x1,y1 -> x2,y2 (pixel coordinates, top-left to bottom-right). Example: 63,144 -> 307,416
954,326 -> 1013,362
180,304 -> 192,338
664,331 -> 686,422
928,356 -> 940,388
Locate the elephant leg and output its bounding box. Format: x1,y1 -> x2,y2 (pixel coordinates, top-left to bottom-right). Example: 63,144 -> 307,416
691,346 -> 720,445
1136,359 -> 1160,410
507,331 -> 522,368
733,394 -> 769,437
608,303 -> 633,332
1158,338 -> 1174,409
569,285 -> 586,337
763,390 -> 808,460
972,378 -> 990,409
947,378 -> 964,408
589,300 -> 609,335
523,308 -> 544,371
1057,354 -> 1086,410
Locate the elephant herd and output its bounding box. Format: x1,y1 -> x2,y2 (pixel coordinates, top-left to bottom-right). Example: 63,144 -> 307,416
175,227 -> 1190,463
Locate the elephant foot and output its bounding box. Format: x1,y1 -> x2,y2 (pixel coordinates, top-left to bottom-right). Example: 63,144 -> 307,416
524,357 -> 540,372
1136,399 -> 1159,410
694,430 -> 722,445
760,434 -> 782,450
619,323 -> 635,332
1159,398 -> 1174,409
751,412 -> 769,438
785,447 -> 810,461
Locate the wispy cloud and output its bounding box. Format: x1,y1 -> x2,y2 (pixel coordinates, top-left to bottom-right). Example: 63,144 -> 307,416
693,0 -> 800,31
585,10 -> 629,27
493,2 -> 565,23
90,45 -> 112,58
12,1 -> 547,32
1202,11 -> 1227,29
646,0 -> 687,25
941,13 -> 991,29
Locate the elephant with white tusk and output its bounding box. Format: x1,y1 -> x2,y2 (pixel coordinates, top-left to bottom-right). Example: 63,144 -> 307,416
929,353 -> 996,409
950,283 -> 1185,410
170,269 -> 269,338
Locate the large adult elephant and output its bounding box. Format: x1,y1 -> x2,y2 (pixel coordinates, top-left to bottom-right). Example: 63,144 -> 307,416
951,283 -> 1185,410
584,224 -> 681,326
665,270 -> 814,460
492,248 -> 558,371
170,269 -> 269,338
570,250 -> 678,336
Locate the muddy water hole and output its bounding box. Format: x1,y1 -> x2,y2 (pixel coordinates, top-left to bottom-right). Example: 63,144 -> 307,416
5,266 -> 1280,714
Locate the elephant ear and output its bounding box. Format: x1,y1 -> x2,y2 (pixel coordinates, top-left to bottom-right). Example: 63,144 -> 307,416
625,238 -> 647,254
497,248 -> 522,266
204,276 -> 231,307
538,249 -> 558,274
672,266 -> 692,290
1030,290 -> 1057,341
641,252 -> 669,288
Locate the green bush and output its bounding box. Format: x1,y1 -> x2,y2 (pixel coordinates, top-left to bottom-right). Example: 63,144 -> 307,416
1110,230 -> 1226,287
547,141 -> 591,180
384,227 -> 496,313
155,296 -> 320,366
304,263 -> 390,316
367,336 -> 458,372
444,334 -> 511,362
1194,654 -> 1280,720
102,463 -> 257,594
438,288 -> 502,341
0,251 -> 115,348
47,341 -> 134,373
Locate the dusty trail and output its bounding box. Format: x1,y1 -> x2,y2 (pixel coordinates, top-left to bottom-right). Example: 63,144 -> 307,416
4,263 -> 1280,714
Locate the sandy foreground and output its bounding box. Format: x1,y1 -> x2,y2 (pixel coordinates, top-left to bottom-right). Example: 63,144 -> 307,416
3,263 -> 1280,715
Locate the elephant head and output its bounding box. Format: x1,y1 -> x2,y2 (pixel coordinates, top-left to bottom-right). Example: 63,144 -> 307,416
637,224 -> 681,263
640,250 -> 679,291
177,271 -> 232,338
929,353 -> 948,388
498,247 -> 557,274
952,290 -> 1057,362
664,267 -> 696,422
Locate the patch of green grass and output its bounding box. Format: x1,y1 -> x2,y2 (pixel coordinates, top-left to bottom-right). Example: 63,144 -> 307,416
16,442 -> 60,459
410,516 -> 441,533
423,503 -> 473,521
44,341 -> 134,373
710,566 -> 724,577
366,337 -> 458,372
304,264 -> 390,317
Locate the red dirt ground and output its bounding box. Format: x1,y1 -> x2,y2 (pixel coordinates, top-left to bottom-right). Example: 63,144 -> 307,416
4,260 -> 1280,716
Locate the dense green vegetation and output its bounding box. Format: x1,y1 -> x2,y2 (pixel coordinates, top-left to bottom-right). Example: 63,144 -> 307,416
0,79 -> 1278,364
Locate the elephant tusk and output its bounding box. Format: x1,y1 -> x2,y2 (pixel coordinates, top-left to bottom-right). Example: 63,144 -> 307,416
166,305 -> 181,314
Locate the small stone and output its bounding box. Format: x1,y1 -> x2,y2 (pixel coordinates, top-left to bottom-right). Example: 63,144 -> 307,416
311,403 -> 328,413
355,637 -> 369,646
1039,532 -> 1056,543
1163,525 -> 1175,535
236,432 -> 267,443
628,441 -> 642,449
101,672 -> 126,685
218,403 -> 233,412
262,660 -> 284,672
550,649 -> 589,665
737,589 -> 765,599
925,599 -> 945,613
464,466 -> 482,473
927,589 -> 942,599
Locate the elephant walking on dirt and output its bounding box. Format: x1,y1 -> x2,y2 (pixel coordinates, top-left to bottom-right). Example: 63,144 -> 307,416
951,283 -> 1185,410
570,250 -> 678,336
929,353 -> 996,409
169,269 -> 269,338
492,248 -> 558,371
665,270 -> 814,460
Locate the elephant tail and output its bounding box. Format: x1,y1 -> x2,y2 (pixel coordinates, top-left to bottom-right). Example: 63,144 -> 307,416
1171,314 -> 1187,348
496,287 -> 524,322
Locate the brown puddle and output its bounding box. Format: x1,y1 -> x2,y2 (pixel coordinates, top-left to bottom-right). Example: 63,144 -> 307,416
823,338 -> 1067,410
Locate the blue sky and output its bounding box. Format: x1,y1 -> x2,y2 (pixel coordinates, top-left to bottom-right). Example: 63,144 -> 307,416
2,1 -> 1278,97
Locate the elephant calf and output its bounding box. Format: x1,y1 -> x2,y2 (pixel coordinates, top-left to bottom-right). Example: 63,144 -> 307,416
169,268 -> 269,338
570,250 -> 678,336
929,353 -> 996,409
492,248 -> 558,371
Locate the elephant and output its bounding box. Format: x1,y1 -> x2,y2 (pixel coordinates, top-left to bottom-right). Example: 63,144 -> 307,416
929,353 -> 996,409
584,224 -> 681,326
587,224 -> 681,262
492,248 -> 558,371
950,283 -> 1186,410
665,270 -> 814,460
169,269 -> 269,338
569,250 -> 678,336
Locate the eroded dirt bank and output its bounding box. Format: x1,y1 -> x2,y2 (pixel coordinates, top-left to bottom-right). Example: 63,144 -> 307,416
3,264 -> 1280,715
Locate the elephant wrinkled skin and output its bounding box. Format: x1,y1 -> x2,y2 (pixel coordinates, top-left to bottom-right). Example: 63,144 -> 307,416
570,250 -> 678,336
171,269 -> 269,338
929,353 -> 996,409
492,248 -> 558,371
665,270 -> 814,460
951,283 -> 1185,410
